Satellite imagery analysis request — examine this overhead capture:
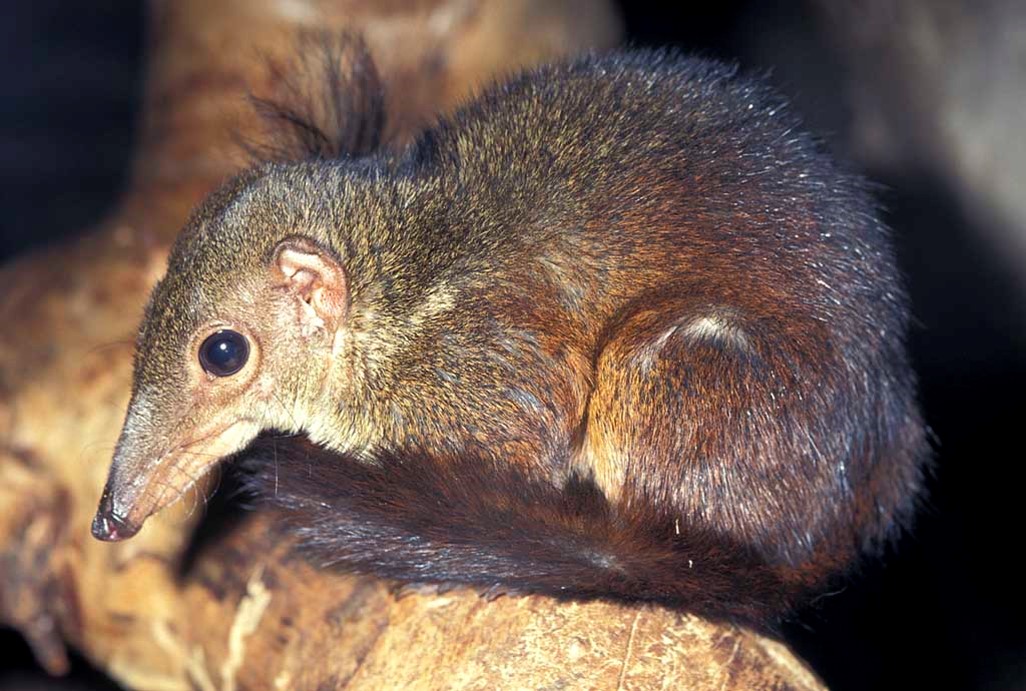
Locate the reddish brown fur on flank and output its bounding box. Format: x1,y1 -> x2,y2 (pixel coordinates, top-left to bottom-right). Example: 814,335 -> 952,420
94,46 -> 928,628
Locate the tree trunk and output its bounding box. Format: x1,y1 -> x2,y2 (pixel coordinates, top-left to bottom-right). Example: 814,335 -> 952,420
0,1 -> 825,688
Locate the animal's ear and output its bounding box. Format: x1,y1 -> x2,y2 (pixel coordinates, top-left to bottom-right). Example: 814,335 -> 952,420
273,237 -> 348,332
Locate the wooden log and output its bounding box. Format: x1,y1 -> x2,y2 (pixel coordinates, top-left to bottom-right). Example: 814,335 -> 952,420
0,1 -> 825,688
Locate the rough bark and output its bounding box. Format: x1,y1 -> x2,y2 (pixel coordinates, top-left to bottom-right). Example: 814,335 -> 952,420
0,1 -> 825,688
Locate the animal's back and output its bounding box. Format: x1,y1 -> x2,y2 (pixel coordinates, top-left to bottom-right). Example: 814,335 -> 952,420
389,51 -> 927,570
413,52 -> 898,333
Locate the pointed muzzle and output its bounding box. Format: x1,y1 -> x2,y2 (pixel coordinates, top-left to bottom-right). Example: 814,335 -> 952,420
91,416 -> 261,542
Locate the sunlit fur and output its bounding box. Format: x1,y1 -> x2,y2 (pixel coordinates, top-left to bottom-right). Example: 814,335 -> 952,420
103,46 -> 928,628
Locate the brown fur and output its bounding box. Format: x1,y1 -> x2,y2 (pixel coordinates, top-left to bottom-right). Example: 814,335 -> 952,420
245,33 -> 386,162
239,435 -> 793,629
94,47 -> 928,628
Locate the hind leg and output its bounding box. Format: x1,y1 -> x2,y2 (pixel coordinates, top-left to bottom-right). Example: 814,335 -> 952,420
576,296 -> 854,564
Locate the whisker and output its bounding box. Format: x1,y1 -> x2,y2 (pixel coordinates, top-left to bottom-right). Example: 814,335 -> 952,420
75,441 -> 119,463
173,449 -> 225,459
82,339 -> 136,358
169,459 -> 208,521
271,391 -> 301,432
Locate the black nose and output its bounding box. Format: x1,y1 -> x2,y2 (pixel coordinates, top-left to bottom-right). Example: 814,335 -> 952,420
91,507 -> 137,542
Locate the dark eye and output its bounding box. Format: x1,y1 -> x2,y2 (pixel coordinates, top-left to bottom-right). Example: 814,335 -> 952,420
199,330 -> 250,377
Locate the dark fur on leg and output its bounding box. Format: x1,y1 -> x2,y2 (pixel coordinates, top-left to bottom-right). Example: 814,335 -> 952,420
238,435 -> 800,630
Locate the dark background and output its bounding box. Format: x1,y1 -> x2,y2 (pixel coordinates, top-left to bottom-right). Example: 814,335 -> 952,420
2,2 -> 1024,689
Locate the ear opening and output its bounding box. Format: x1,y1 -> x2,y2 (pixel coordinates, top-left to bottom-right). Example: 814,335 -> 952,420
274,236 -> 348,331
